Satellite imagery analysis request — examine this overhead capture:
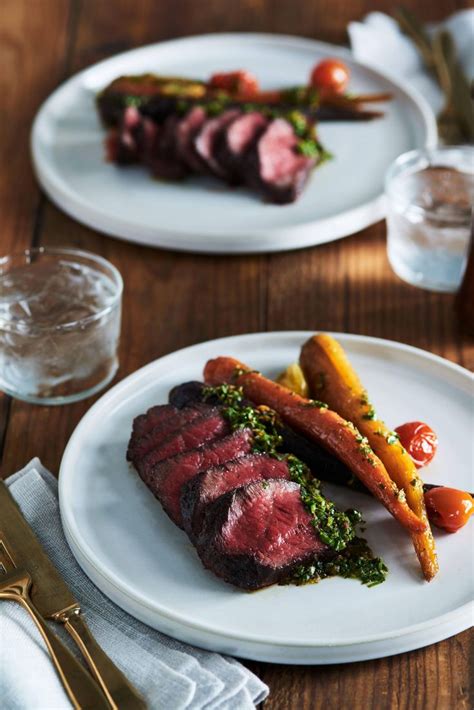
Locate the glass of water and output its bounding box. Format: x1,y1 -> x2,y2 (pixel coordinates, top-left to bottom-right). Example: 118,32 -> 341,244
385,146 -> 474,292
0,247 -> 122,405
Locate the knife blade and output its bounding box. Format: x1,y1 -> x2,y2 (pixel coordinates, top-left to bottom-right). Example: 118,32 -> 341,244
0,480 -> 147,709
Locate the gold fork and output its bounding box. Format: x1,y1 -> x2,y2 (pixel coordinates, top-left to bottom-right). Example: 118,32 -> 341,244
0,539 -> 109,710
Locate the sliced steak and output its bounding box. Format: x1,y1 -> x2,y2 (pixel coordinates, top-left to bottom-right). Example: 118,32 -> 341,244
127,405 -> 207,464
149,114 -> 188,180
110,106 -> 143,164
140,428 -> 253,525
175,106 -> 208,173
246,118 -> 316,204
215,111 -> 268,184
194,109 -> 241,178
136,409 -> 229,474
181,453 -> 290,539
196,478 -> 331,590
131,404 -> 176,439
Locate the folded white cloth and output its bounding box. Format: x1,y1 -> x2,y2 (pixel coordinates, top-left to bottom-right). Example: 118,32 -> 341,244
0,459 -> 268,709
348,9 -> 474,114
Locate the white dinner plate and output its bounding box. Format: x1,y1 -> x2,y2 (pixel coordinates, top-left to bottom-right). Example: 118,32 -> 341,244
59,332 -> 473,664
32,34 -> 436,254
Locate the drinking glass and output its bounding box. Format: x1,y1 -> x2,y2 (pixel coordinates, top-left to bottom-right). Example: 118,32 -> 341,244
0,247 -> 123,404
385,146 -> 474,292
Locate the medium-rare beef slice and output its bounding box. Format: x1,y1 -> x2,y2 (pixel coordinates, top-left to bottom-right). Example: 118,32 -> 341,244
214,112 -> 268,184
195,478 -> 331,590
136,409 -> 230,474
194,109 -> 241,178
149,114 -> 189,180
175,106 -> 208,173
140,428 -> 253,526
245,118 -> 316,204
108,106 -> 143,164
132,399 -> 212,437
127,404 -> 209,464
181,453 -> 290,539
132,403 -> 187,439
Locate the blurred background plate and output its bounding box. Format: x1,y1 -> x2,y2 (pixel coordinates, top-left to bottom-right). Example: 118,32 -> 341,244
32,33 -> 437,254
59,332 -> 473,664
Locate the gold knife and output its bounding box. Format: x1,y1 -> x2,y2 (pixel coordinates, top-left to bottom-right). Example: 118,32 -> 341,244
0,480 -> 147,710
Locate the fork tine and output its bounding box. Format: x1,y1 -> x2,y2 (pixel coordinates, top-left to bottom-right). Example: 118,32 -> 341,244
0,540 -> 16,575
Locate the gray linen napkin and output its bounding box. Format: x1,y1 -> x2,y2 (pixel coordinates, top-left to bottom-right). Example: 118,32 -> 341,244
0,459 -> 268,709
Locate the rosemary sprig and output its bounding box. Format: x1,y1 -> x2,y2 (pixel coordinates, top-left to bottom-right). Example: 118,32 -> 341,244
393,7 -> 474,144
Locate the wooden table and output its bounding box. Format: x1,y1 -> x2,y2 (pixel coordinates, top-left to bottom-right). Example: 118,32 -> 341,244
1,1 -> 472,707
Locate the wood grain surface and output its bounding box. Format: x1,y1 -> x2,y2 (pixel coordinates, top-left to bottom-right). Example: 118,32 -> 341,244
0,1 -> 472,707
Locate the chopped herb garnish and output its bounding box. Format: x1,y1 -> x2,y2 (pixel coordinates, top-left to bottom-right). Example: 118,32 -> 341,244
396,488 -> 407,503
363,406 -> 377,420
286,110 -> 308,136
304,399 -> 329,410
203,383 -> 282,454
232,367 -> 259,380
124,95 -> 144,108
206,100 -> 228,116
287,455 -> 359,551
296,139 -> 321,157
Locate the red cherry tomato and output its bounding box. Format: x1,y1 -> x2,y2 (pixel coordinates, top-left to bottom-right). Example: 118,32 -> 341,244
209,70 -> 259,96
394,421 -> 438,468
424,487 -> 474,533
310,58 -> 350,94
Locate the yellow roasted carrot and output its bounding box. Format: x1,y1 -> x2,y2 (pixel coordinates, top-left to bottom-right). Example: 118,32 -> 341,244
300,334 -> 438,581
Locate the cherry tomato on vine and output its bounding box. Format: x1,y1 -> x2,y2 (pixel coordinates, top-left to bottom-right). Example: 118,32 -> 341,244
310,58 -> 350,94
424,487 -> 474,533
395,421 -> 438,468
209,70 -> 259,95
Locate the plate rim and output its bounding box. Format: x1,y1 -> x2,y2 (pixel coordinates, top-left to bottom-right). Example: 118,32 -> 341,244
31,33 -> 438,254
59,330 -> 473,652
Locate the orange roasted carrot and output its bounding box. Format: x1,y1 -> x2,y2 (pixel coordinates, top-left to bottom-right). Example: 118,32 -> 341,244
204,356 -> 427,535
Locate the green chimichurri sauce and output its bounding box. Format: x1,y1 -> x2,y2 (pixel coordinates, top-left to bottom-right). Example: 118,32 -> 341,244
202,383 -> 387,587
291,538 -> 388,588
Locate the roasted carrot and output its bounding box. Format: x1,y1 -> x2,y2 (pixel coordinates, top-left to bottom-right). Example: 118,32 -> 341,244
204,356 -> 427,535
300,334 -> 438,581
